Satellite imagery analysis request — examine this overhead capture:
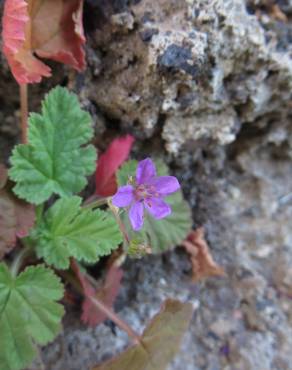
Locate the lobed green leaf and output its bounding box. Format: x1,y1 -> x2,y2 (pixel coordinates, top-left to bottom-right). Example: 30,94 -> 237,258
0,263 -> 64,370
9,87 -> 97,204
33,196 -> 123,269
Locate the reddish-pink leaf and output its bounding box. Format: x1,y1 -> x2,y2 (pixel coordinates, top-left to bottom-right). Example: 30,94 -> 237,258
95,135 -> 135,197
0,165 -> 35,259
0,191 -> 17,259
0,165 -> 8,189
13,196 -> 35,238
71,260 -> 123,326
2,0 -> 86,84
84,265 -> 123,326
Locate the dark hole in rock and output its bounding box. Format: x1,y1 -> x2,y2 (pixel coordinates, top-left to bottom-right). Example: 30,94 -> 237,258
158,44 -> 198,77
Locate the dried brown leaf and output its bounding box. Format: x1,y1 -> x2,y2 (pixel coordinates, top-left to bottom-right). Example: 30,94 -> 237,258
254,2 -> 287,22
182,228 -> 225,282
270,4 -> 287,22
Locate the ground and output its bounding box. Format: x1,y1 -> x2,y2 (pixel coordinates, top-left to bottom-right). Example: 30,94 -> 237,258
0,0 -> 291,369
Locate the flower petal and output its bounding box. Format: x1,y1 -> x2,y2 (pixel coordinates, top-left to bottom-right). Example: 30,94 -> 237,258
144,197 -> 171,219
150,176 -> 180,196
112,185 -> 134,207
136,158 -> 156,185
129,201 -> 144,231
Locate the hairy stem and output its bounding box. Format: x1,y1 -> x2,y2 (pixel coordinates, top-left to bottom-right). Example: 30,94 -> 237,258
65,268 -> 141,344
108,199 -> 130,244
89,296 -> 141,344
20,84 -> 28,143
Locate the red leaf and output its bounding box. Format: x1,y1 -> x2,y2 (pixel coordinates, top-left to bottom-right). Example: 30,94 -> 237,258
2,0 -> 86,84
0,191 -> 16,258
95,135 -> 135,197
13,196 -> 36,238
71,260 -> 124,327
0,164 -> 8,189
182,228 -> 225,282
71,259 -> 95,301
0,165 -> 35,259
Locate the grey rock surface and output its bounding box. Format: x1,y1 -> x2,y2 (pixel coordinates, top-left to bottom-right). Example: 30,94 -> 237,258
0,0 -> 291,369
39,1 -> 292,369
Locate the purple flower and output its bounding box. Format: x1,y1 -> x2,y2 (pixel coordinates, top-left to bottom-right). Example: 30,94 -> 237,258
112,158 -> 180,231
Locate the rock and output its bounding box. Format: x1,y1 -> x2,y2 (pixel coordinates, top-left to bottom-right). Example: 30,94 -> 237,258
0,0 -> 291,369
110,12 -> 135,32
84,0 -> 292,155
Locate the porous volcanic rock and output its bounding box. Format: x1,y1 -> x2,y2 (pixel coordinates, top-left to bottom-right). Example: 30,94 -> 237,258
0,0 -> 291,369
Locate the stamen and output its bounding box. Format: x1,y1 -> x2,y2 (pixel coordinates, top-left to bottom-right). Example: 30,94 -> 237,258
134,183 -> 159,203
146,200 -> 152,207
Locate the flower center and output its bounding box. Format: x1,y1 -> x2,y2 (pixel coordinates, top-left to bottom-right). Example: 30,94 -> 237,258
134,184 -> 158,201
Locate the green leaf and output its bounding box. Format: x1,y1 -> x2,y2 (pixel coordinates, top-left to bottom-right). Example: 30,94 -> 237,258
33,196 -> 122,269
117,159 -> 137,186
142,192 -> 192,252
0,263 -> 64,370
118,159 -> 192,253
9,87 -> 97,204
123,192 -> 192,253
92,299 -> 193,370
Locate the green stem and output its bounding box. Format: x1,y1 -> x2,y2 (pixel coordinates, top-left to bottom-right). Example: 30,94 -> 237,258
36,204 -> 44,222
82,197 -> 109,210
108,199 -> 130,245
